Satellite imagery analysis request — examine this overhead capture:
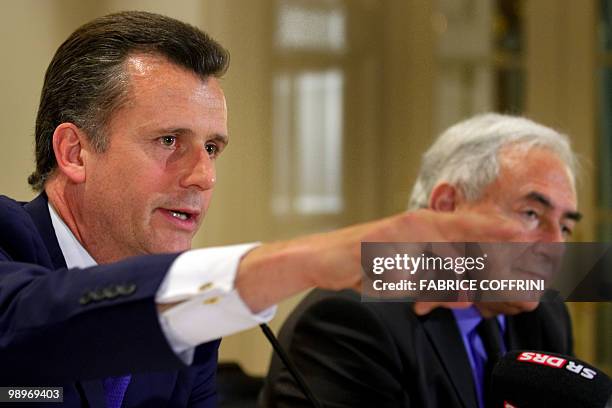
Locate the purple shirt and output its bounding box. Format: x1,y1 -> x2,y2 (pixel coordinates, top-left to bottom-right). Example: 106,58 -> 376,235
452,307 -> 506,408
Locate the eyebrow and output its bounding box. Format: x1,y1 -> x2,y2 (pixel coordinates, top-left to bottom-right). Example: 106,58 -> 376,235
525,191 -> 582,222
210,132 -> 229,147
160,127 -> 229,146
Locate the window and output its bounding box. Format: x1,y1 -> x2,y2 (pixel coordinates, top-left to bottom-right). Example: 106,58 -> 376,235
433,0 -> 525,133
272,69 -> 344,215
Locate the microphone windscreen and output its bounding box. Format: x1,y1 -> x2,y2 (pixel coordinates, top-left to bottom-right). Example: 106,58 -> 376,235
491,350 -> 612,408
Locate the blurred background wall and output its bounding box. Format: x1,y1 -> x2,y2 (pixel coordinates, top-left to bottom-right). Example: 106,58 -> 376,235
0,0 -> 610,375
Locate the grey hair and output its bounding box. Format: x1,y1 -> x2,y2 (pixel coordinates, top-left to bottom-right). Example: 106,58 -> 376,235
407,113 -> 578,210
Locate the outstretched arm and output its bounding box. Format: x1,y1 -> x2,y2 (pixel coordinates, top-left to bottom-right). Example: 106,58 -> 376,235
235,209 -> 525,313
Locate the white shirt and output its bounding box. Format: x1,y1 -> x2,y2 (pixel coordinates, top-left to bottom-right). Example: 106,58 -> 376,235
48,203 -> 276,364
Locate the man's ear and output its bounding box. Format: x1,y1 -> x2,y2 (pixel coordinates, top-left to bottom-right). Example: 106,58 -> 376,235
51,123 -> 89,184
428,183 -> 462,212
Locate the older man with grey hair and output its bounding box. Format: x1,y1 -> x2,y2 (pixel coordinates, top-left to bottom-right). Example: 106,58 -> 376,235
409,112 -> 578,212
261,113 -> 580,408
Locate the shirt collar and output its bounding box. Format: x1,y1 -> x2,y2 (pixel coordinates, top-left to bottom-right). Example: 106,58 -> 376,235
48,203 -> 97,269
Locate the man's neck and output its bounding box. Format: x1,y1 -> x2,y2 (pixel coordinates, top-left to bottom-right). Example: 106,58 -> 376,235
45,178 -> 87,254
47,202 -> 97,269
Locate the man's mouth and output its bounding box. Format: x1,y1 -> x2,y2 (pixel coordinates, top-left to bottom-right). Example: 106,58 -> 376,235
169,210 -> 191,221
158,208 -> 201,230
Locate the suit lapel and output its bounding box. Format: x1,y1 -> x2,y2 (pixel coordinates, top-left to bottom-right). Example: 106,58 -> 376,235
23,193 -> 67,269
422,309 -> 478,408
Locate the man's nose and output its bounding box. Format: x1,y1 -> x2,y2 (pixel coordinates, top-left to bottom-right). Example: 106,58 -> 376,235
538,222 -> 565,243
529,223 -> 566,266
179,148 -> 216,191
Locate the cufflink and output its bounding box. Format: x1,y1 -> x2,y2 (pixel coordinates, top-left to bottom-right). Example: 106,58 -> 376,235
203,297 -> 220,305
199,282 -> 213,292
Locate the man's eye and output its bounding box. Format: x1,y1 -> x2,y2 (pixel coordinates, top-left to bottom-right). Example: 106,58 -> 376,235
205,143 -> 218,157
519,209 -> 540,231
160,136 -> 176,147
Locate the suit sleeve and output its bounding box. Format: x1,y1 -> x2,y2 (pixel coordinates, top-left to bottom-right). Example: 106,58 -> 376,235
0,253 -> 186,384
261,294 -> 409,408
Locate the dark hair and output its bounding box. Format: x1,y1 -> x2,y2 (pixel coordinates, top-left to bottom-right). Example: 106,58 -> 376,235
28,11 -> 229,191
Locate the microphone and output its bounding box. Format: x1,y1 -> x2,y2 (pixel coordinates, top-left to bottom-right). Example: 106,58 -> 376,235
259,323 -> 322,408
491,350 -> 612,407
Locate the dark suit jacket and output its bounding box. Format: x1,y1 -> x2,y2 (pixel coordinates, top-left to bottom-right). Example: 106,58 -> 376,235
0,194 -> 221,407
260,289 -> 573,408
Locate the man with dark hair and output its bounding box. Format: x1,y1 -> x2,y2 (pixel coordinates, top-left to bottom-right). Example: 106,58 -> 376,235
0,11 -> 524,407
29,11 -> 230,191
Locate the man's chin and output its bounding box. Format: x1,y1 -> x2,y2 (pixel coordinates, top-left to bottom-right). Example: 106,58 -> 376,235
147,237 -> 193,254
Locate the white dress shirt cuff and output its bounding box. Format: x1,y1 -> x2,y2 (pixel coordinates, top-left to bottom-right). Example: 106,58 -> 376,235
156,243 -> 276,363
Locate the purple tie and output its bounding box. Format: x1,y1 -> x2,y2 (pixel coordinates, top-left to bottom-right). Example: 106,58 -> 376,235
469,318 -> 504,408
103,375 -> 131,408
467,326 -> 488,408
